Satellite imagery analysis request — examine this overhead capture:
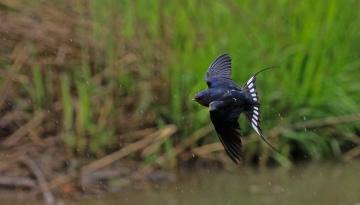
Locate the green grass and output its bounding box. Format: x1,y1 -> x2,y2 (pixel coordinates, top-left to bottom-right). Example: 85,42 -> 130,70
1,0 -> 360,165
159,1 -> 359,160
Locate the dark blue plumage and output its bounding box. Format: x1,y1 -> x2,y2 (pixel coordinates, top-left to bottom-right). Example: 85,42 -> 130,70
193,53 -> 277,164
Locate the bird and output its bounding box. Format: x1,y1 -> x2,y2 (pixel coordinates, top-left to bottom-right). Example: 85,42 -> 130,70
193,53 -> 278,164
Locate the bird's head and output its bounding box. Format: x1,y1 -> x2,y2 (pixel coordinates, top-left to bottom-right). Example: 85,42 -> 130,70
193,90 -> 210,107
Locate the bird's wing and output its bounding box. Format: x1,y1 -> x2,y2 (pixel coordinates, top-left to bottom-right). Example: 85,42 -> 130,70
206,54 -> 232,87
209,101 -> 242,164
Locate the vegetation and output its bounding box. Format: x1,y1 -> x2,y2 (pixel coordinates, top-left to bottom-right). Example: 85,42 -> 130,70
1,0 -> 360,172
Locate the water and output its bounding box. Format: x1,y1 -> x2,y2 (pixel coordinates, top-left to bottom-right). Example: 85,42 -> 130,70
2,163 -> 360,205
72,163 -> 360,205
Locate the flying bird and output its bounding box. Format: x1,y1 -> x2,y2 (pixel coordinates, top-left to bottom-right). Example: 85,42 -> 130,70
193,53 -> 278,164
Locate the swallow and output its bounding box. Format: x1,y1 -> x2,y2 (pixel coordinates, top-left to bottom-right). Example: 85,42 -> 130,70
193,53 -> 278,164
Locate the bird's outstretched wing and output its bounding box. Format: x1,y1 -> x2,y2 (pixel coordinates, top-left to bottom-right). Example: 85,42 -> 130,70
209,101 -> 242,164
206,54 -> 232,87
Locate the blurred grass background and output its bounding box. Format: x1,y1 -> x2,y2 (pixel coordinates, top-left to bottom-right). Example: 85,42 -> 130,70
1,0 -> 360,167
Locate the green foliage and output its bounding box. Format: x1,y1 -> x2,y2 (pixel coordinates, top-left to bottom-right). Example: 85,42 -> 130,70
104,0 -> 360,163
61,74 -> 75,147
5,0 -> 360,164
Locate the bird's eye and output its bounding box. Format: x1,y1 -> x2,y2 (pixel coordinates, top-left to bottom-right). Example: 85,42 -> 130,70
195,93 -> 204,100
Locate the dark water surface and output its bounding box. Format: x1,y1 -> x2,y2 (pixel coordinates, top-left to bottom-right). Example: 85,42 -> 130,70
3,163 -> 360,205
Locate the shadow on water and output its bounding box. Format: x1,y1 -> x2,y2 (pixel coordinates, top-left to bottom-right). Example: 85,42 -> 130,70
2,163 -> 360,205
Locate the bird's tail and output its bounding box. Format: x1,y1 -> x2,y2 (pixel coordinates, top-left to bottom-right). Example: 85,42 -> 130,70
243,66 -> 280,153
242,66 -> 276,103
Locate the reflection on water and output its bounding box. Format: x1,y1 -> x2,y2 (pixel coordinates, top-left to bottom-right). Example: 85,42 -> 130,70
3,163 -> 360,205
74,163 -> 360,205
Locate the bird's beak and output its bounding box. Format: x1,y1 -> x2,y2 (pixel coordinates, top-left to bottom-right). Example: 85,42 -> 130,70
192,98 -> 195,101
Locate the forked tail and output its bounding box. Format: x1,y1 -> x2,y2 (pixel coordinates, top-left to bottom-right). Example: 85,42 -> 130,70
243,66 -> 280,153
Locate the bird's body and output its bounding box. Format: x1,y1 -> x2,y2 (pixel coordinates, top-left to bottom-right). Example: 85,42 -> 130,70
197,87 -> 248,106
193,53 -> 277,164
